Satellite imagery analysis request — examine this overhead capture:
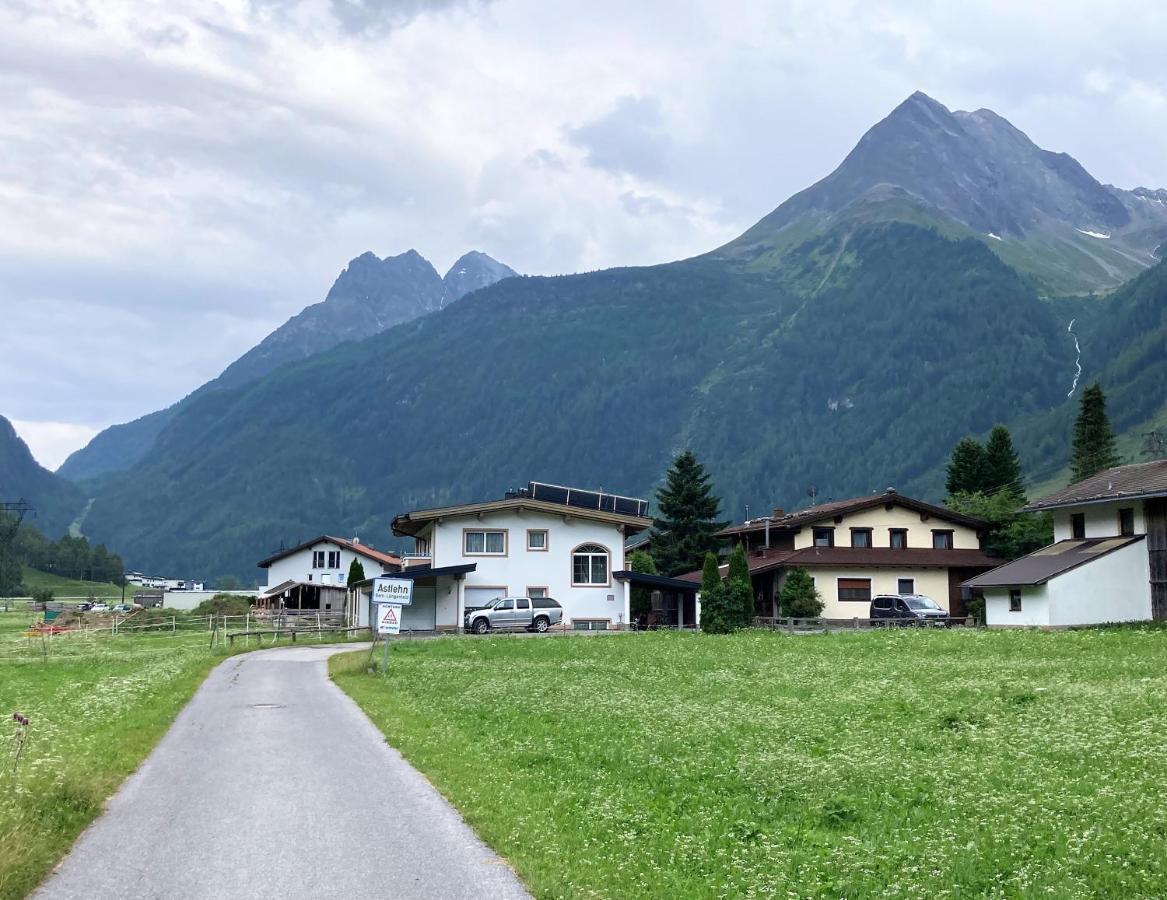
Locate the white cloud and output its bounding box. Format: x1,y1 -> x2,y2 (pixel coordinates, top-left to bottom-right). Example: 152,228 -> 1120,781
0,0 -> 1165,444
11,420 -> 99,471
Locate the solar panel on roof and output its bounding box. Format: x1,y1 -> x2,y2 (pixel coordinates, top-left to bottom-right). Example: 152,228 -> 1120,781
527,481 -> 648,517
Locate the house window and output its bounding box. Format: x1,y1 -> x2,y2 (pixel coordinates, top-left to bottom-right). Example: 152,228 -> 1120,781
464,530 -> 507,555
1009,589 -> 1022,612
889,529 -> 907,549
572,619 -> 609,631
527,529 -> 548,551
837,577 -> 872,602
850,528 -> 873,548
897,578 -> 915,595
932,530 -> 954,550
1071,513 -> 1086,540
572,543 -> 610,586
312,550 -> 326,568
327,550 -> 340,568
1118,508 -> 1135,537
527,587 -> 548,599
812,527 -> 835,548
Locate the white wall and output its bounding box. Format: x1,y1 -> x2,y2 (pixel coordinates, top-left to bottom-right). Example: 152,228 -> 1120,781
777,566 -> 953,618
431,508 -> 632,627
263,542 -> 395,590
1048,540 -> 1152,626
1052,501 -> 1146,541
985,584 -> 1051,627
162,589 -> 259,611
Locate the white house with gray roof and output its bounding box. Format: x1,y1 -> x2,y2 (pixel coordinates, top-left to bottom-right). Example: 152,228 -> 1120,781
965,460 -> 1167,627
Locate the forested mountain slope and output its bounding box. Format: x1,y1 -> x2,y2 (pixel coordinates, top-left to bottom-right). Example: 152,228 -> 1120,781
58,249 -> 517,482
84,224 -> 1075,579
0,415 -> 86,538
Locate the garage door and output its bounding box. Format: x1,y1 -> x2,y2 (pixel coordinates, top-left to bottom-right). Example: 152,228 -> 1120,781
465,586 -> 506,610
401,585 -> 437,631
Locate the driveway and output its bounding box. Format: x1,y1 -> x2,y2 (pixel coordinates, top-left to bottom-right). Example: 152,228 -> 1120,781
35,644 -> 531,900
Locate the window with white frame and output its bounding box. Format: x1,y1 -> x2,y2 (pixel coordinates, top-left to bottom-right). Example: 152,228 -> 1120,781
464,530 -> 506,555
312,550 -> 326,568
527,529 -> 548,551
572,543 -> 610,585
327,550 -> 340,568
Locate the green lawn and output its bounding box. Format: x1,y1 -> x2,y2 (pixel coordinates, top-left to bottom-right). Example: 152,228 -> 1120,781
16,567 -> 126,599
332,628 -> 1167,898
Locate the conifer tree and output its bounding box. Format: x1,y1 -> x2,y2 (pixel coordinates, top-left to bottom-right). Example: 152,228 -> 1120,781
1071,383 -> 1121,482
727,543 -> 754,626
653,450 -> 728,576
627,550 -> 658,621
945,437 -> 989,496
779,567 -> 824,618
983,425 -> 1025,500
700,552 -> 721,596
347,557 -> 366,586
698,551 -> 732,634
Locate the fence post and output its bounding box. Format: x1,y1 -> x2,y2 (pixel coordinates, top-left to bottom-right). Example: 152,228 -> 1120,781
853,617 -> 858,631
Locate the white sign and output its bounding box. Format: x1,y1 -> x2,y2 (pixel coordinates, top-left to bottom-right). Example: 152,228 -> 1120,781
372,577 -> 413,607
376,602 -> 402,635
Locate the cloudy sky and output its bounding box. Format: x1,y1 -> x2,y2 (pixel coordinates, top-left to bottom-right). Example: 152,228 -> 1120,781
2,0 -> 1165,469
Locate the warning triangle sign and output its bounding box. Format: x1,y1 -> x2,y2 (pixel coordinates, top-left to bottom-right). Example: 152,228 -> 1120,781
382,606 -> 398,625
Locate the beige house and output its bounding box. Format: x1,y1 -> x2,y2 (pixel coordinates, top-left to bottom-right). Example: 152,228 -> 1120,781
706,488 -> 1000,619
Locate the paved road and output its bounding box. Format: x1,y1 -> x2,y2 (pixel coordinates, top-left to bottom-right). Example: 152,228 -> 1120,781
35,644 -> 531,900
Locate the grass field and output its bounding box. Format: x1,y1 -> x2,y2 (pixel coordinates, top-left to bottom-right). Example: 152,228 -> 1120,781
332,627 -> 1167,898
15,568 -> 125,599
0,610 -> 236,898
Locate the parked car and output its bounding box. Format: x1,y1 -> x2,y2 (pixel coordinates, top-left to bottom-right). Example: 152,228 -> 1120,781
78,601 -> 93,612
465,596 -> 564,634
112,603 -> 133,613
90,603 -> 110,613
869,594 -> 949,626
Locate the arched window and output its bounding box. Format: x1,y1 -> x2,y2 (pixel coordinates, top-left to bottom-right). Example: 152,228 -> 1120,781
572,543 -> 610,586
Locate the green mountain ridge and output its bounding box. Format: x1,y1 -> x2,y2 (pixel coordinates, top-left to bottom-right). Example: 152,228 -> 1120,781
0,415 -> 86,538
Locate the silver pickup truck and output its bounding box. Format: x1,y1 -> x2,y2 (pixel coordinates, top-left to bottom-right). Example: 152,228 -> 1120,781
464,596 -> 564,634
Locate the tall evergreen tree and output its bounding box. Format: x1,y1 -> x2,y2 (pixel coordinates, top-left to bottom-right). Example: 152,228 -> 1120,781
653,450 -> 728,576
1071,383 -> 1121,482
945,437 -> 989,496
627,550 -> 658,621
727,543 -> 754,626
983,425 -> 1025,500
347,557 -> 366,586
700,552 -> 721,596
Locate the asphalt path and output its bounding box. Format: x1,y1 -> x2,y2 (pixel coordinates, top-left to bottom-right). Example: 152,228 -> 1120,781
35,644 -> 531,900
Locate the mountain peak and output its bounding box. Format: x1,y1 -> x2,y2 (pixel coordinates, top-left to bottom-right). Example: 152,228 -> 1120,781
442,251 -> 518,305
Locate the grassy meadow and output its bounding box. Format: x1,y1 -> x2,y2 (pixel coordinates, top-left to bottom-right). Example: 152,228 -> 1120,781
332,627 -> 1167,899
0,610 -> 225,898
15,568 -> 126,600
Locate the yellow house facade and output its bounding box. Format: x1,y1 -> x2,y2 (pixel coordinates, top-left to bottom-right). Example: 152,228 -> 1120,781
712,488 -> 999,619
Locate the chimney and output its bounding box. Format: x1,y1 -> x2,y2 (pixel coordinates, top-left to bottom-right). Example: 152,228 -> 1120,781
771,508 -> 785,518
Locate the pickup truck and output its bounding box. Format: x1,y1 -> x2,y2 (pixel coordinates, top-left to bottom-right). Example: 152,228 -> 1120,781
464,596 -> 564,634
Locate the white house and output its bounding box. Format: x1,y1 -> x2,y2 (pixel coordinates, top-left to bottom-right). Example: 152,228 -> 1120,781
257,536 -> 402,612
965,460 -> 1167,627
349,482 -> 654,632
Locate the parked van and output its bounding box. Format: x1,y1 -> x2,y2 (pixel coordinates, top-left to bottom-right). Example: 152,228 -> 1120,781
869,594 -> 949,625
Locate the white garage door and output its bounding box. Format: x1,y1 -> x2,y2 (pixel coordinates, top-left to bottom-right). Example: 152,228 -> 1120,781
401,585 -> 437,631
465,586 -> 506,610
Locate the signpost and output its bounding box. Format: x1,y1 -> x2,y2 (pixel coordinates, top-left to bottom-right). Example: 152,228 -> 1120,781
370,578 -> 412,673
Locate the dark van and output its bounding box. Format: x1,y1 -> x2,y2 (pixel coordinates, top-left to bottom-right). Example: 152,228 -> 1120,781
870,594 -> 949,626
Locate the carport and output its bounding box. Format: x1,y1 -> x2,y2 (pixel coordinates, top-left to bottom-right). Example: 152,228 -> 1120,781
613,571 -> 701,630
349,564 -> 477,632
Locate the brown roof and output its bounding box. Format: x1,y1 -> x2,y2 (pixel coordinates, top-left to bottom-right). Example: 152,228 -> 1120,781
962,536 -> 1144,587
257,535 -> 402,569
679,545 -> 1001,581
392,497 -> 651,537
1025,460 -> 1167,512
716,489 -> 987,538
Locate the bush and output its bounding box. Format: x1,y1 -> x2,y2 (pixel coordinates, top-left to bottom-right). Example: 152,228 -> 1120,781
31,587 -> 54,606
780,568 -> 823,618
190,593 -> 253,617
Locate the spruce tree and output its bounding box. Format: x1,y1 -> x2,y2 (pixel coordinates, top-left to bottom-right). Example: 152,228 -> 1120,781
983,425 -> 1025,500
727,543 -> 754,626
779,567 -> 824,618
653,450 -> 728,576
347,557 -> 366,586
945,437 -> 988,496
1071,383 -> 1121,482
700,552 -> 721,596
